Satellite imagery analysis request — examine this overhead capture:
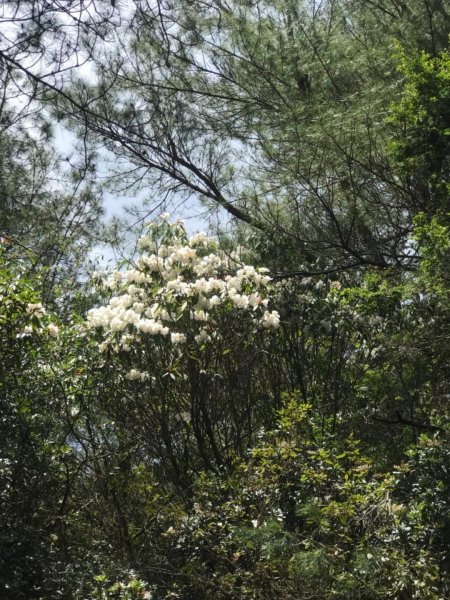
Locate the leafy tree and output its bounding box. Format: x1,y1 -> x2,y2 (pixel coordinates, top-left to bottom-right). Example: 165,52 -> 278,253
0,0 -> 114,300
117,398 -> 448,600
388,45 -> 450,216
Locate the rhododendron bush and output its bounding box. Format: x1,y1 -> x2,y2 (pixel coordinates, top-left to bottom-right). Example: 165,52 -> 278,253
85,217 -> 284,479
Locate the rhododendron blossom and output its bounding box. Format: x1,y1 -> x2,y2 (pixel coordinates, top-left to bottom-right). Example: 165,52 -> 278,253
27,302 -> 46,317
125,369 -> 150,381
261,310 -> 281,329
47,324 -> 59,337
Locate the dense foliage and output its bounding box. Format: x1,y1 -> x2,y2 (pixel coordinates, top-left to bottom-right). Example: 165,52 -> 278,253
0,1 -> 449,599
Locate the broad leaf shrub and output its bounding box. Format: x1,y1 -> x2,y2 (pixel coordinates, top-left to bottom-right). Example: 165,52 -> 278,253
0,251 -> 132,599
143,397 -> 449,600
0,252 -> 66,599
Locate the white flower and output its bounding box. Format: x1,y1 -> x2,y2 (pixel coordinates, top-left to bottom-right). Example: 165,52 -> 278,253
47,324 -> 59,337
171,332 -> 187,344
22,325 -> 33,336
261,310 -> 280,329
232,294 -> 249,309
193,254 -> 223,276
110,317 -> 127,332
138,319 -> 162,335
120,334 -> 134,351
138,255 -> 163,272
132,302 -> 145,314
209,295 -> 221,308
226,276 -> 242,291
248,293 -> 262,308
84,219 -> 280,365
189,232 -> 209,247
194,278 -> 209,294
193,309 -> 209,321
173,246 -> 196,265
195,329 -> 210,344
138,235 -> 150,250
160,212 -> 171,220
110,297 -> 121,308
125,369 -> 149,381
166,277 -> 182,291
26,303 -> 46,317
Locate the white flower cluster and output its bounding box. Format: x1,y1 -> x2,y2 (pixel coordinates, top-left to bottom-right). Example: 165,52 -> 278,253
18,303 -> 59,338
87,218 -> 281,352
261,310 -> 281,329
26,303 -> 46,317
20,322 -> 59,338
125,369 -> 150,381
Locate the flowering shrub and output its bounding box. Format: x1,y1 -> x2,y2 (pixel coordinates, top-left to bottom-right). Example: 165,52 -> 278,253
87,216 -> 280,380
85,218 -> 424,482
84,217 -> 284,483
